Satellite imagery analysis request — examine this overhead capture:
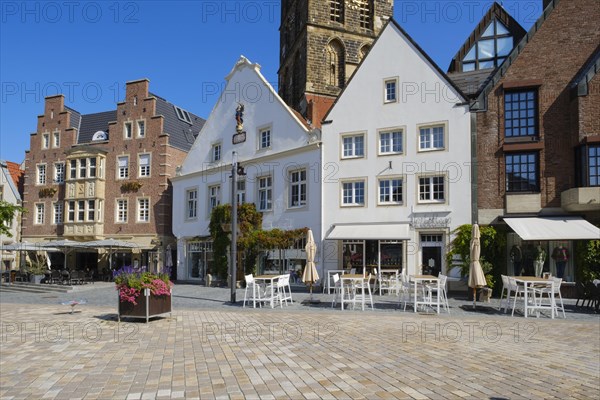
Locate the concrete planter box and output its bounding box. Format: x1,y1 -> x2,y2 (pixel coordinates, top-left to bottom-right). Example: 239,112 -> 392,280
118,288 -> 172,322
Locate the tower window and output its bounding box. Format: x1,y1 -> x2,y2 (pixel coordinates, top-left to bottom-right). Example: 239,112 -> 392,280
327,39 -> 345,88
330,0 -> 344,23
358,0 -> 372,30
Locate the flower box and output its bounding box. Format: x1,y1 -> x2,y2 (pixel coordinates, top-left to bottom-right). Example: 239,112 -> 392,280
118,288 -> 172,322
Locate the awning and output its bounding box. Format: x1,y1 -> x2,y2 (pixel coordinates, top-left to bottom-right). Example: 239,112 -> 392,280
326,224 -> 410,240
504,217 -> 600,241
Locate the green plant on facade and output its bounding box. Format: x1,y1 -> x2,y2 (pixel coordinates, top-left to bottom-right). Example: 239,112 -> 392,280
120,181 -> 143,193
445,224 -> 506,290
38,187 -> 57,198
575,239 -> 600,282
0,200 -> 25,237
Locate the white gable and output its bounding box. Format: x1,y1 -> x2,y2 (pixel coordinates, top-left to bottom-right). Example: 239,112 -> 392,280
180,56 -> 310,175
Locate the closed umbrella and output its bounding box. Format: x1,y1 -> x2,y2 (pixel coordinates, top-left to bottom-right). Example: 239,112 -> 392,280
302,229 -> 319,303
468,224 -> 487,308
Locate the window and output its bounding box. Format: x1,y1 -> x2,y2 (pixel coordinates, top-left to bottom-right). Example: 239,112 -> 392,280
419,176 -> 445,202
260,128 -> 271,149
462,19 -> 513,71
124,122 -> 132,139
35,203 -> 44,224
53,132 -> 60,148
77,200 -> 85,221
87,200 -> 95,221
42,133 -> 50,149
208,185 -> 220,212
237,180 -> 246,204
505,152 -> 539,192
379,130 -> 403,155
186,189 -> 198,219
69,160 -> 77,179
385,79 -> 397,103
342,180 -> 365,206
327,39 -> 345,88
79,158 -> 87,178
358,0 -> 372,29
289,169 -> 307,207
53,202 -> 63,224
330,0 -> 343,22
258,176 -> 272,211
211,144 -> 221,162
89,158 -> 97,178
504,90 -> 538,138
54,163 -> 65,184
139,154 -> 150,177
118,156 -> 129,179
419,125 -> 445,151
379,178 -> 403,204
37,164 -> 46,185
137,120 -> 145,137
67,201 -> 75,222
342,134 -> 364,158
576,144 -> 600,187
137,198 -> 150,222
116,199 -> 128,223
174,106 -> 192,124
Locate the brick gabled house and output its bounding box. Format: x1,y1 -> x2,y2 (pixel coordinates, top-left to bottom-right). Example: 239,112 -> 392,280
468,0 -> 600,281
21,79 -> 205,276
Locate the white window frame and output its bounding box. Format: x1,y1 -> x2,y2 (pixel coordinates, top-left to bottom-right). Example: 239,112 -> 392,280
341,179 -> 366,207
69,160 -> 77,180
53,132 -> 60,148
137,198 -> 150,223
116,199 -> 128,223
124,121 -> 133,139
341,133 -> 365,159
79,158 -> 87,179
418,122 -> 447,152
384,78 -> 398,103
53,202 -> 63,225
137,120 -> 145,138
257,175 -> 273,211
138,153 -> 151,178
42,133 -> 50,149
288,168 -> 307,208
87,200 -> 96,222
37,164 -> 47,185
117,156 -> 129,179
186,188 -> 198,220
54,162 -> 65,184
378,176 -> 404,205
77,200 -> 85,222
67,201 -> 75,222
211,143 -> 222,162
418,175 -> 446,204
35,203 -> 45,224
378,128 -> 404,156
237,180 -> 246,204
89,158 -> 97,178
208,185 -> 221,214
259,127 -> 272,150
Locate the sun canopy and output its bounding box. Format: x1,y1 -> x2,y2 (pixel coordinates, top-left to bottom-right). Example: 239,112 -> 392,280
81,239 -> 138,249
327,224 -> 410,240
504,217 -> 600,241
2,242 -> 59,252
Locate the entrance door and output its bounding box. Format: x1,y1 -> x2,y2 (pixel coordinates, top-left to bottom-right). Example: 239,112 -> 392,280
420,234 -> 443,276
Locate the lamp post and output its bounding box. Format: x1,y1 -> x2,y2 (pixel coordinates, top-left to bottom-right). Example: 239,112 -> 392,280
230,151 -> 238,304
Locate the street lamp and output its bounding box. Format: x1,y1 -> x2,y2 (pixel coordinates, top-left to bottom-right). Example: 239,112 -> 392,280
229,151 -> 246,303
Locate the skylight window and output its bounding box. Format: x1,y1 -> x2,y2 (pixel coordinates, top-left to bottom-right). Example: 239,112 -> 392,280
174,105 -> 192,124
462,19 -> 513,72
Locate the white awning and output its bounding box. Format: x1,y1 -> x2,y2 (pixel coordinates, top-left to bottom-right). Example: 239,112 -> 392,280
504,217 -> 600,241
326,224 -> 411,240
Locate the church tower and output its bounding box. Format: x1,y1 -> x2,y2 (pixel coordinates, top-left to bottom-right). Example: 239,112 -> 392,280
279,0 -> 393,127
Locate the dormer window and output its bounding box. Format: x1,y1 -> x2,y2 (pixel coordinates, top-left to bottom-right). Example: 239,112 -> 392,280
174,106 -> 193,124
462,19 -> 513,71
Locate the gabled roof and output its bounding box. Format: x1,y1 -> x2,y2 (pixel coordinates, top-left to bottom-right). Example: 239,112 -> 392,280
471,0 -> 563,109
0,160 -> 23,201
152,95 -> 205,152
77,110 -> 117,144
447,69 -> 496,97
323,18 -> 467,122
447,2 -> 526,73
571,47 -> 600,96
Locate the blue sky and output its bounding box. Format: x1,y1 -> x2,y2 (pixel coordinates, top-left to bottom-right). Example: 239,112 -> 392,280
0,1 -> 544,163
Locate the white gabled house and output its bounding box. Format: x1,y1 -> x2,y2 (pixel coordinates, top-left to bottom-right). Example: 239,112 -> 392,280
171,56 -> 322,282
321,19 -> 471,278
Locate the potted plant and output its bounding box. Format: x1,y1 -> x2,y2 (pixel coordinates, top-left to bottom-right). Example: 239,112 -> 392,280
26,254 -> 48,284
114,266 -> 172,322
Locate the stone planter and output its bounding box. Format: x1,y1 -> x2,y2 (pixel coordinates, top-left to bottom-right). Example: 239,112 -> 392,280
30,274 -> 44,284
118,288 -> 172,322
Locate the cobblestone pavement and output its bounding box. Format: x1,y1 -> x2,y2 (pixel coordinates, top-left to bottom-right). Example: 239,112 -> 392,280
1,285 -> 599,399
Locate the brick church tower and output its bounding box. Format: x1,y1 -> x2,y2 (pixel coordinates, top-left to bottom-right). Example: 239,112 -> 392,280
278,0 -> 393,127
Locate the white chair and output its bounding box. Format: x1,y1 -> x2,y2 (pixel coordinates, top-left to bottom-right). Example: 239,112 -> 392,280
425,274 -> 450,313
509,277 -> 528,316
532,277 -> 566,318
380,271 -> 400,296
275,275 -> 290,307
498,275 -> 519,313
351,273 -> 374,311
331,273 -> 342,308
243,274 -> 263,308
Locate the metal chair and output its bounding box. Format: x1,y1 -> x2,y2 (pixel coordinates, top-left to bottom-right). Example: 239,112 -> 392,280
243,274 -> 263,308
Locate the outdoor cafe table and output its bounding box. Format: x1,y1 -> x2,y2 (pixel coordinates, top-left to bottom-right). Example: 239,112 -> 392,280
339,274 -> 369,310
253,275 -> 280,308
410,275 -> 440,314
511,276 -> 555,318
